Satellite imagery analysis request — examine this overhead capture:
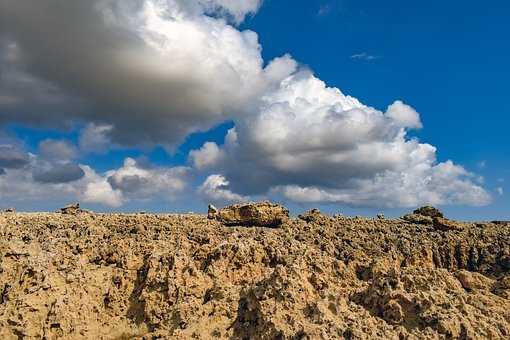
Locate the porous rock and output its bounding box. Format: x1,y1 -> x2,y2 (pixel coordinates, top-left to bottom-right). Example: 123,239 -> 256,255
215,201 -> 289,227
60,203 -> 81,215
413,205 -> 444,218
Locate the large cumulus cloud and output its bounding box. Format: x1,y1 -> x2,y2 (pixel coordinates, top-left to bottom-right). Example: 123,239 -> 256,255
192,72 -> 490,207
0,0 -> 294,149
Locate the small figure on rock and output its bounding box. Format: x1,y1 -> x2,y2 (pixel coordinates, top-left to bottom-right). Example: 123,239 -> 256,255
60,203 -> 81,215
208,204 -> 219,220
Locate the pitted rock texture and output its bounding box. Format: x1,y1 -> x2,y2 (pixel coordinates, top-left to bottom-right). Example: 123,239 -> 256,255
0,211 -> 509,339
214,201 -> 289,228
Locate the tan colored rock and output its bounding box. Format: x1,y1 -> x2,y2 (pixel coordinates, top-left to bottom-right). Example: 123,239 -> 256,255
216,201 -> 289,227
456,270 -> 493,291
402,213 -> 433,225
0,211 -> 508,339
60,203 -> 81,215
413,205 -> 444,218
433,217 -> 464,231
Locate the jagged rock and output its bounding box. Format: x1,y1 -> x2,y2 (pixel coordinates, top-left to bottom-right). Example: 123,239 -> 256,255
207,204 -> 218,220
215,201 -> 289,227
298,209 -> 322,223
492,220 -> 510,226
377,213 -> 385,220
0,211 -> 509,339
456,270 -> 493,291
413,206 -> 444,218
3,208 -> 15,213
402,213 -> 433,225
433,217 -> 464,231
60,203 -> 81,215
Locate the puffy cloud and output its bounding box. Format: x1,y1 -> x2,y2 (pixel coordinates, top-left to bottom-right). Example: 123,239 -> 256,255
81,166 -> 124,207
386,100 -> 423,129
106,158 -> 189,200
198,174 -> 249,204
78,123 -> 114,154
0,155 -> 189,208
188,142 -> 225,170
195,71 -> 490,208
0,0 -> 295,149
32,163 -> 85,184
0,145 -> 30,169
38,139 -> 78,161
497,187 -> 504,196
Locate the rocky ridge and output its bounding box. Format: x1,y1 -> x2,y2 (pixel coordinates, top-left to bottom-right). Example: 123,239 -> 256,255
0,204 -> 509,339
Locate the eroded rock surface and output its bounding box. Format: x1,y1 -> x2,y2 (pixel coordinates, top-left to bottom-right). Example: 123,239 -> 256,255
0,210 -> 508,339
214,201 -> 289,228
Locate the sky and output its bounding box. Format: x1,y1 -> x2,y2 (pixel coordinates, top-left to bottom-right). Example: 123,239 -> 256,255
0,0 -> 508,220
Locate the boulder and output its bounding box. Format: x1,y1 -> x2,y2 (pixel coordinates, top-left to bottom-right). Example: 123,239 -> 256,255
298,209 -> 322,223
456,270 -> 493,291
413,206 -> 444,218
3,208 -> 16,213
60,203 -> 81,215
215,201 -> 289,228
402,214 -> 433,225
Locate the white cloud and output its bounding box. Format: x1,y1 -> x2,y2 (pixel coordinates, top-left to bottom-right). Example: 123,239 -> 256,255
198,174 -> 249,204
189,142 -> 225,170
195,71 -> 491,208
497,187 -> 504,196
351,52 -> 380,61
39,139 -> 78,160
106,158 -> 189,200
79,123 -> 114,154
0,0 -> 295,149
386,100 -> 423,129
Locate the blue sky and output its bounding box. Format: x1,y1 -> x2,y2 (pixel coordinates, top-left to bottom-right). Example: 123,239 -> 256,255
0,0 -> 508,219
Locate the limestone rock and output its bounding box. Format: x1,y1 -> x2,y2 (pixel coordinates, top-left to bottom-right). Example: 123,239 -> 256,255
456,270 -> 493,291
413,206 -> 444,218
298,208 -> 322,223
402,213 -> 433,225
60,203 -> 81,215
433,217 -> 464,231
216,201 -> 289,227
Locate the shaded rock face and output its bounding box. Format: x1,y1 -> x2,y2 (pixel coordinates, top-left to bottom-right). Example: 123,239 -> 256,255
0,211 -> 509,339
215,202 -> 289,228
60,203 -> 81,215
413,206 -> 444,218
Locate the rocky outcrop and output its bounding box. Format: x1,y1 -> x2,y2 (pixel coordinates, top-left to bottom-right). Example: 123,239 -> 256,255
214,201 -> 289,228
0,209 -> 508,339
60,203 -> 82,215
